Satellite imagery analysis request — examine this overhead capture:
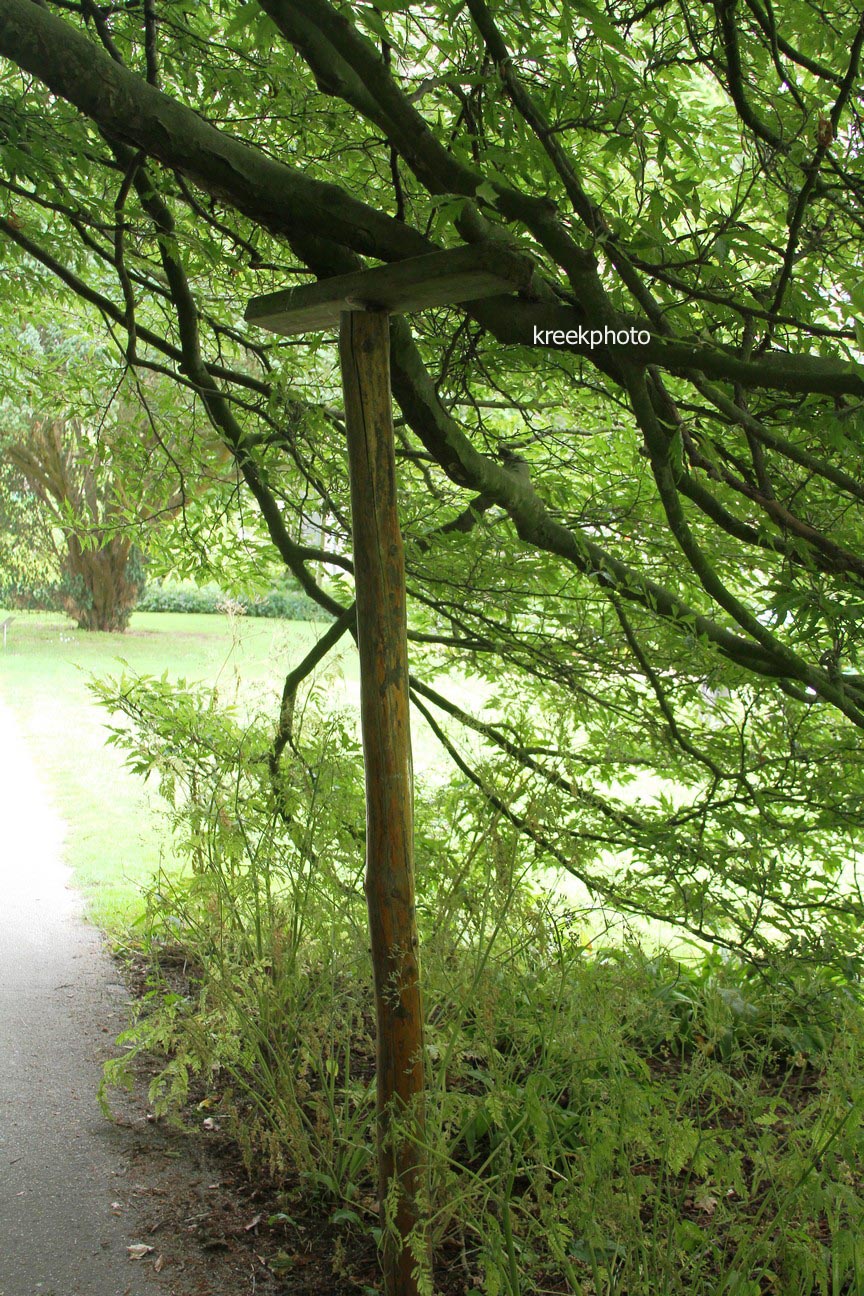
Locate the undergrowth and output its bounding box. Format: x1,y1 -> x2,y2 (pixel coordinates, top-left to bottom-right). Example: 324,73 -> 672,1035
95,672 -> 864,1296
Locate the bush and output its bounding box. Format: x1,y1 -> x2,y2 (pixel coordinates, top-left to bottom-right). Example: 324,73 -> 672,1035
137,579 -> 319,620
96,673 -> 864,1296
1,575 -> 321,622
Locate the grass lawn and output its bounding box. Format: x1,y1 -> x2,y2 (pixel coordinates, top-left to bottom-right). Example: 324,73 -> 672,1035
0,609 -> 339,929
0,607 -> 686,947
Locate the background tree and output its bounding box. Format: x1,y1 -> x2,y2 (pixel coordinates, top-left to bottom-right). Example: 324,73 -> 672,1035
0,318 -> 250,628
4,413 -> 146,631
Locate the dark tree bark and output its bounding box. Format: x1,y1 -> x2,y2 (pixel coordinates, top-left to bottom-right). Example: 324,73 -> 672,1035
59,535 -> 142,632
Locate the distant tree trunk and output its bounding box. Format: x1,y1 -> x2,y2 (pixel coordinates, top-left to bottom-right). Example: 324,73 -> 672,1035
7,416 -> 144,631
60,537 -> 143,631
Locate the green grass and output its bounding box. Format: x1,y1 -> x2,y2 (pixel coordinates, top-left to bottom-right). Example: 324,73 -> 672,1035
0,607 -> 682,948
0,609 -> 339,927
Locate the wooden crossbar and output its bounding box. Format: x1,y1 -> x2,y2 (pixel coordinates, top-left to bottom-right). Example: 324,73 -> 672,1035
245,243 -> 533,335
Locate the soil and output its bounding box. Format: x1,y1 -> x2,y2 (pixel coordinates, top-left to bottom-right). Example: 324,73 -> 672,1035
101,1077 -> 382,1296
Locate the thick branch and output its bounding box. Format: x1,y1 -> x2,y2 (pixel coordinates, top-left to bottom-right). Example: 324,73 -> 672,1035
0,0 -> 430,260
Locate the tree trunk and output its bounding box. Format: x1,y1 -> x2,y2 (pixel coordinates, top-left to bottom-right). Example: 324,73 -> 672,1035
339,309 -> 428,1296
7,417 -> 144,631
61,536 -> 142,631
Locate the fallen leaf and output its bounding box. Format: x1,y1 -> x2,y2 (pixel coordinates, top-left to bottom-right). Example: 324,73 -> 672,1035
154,1254 -> 165,1273
127,1244 -> 155,1260
245,1213 -> 262,1231
111,1201 -> 123,1214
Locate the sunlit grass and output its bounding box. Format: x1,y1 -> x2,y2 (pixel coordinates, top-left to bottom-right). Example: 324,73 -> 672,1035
0,609 -> 337,928
0,607 -> 688,946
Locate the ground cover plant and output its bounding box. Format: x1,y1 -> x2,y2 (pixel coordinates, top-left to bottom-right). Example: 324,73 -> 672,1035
97,672 -> 864,1296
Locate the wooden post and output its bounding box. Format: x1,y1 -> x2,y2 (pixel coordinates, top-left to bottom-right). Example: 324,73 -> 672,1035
339,309 -> 426,1296
246,245 -> 533,1296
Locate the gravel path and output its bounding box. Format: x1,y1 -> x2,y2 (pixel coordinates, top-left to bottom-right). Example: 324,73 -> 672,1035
0,696 -> 162,1296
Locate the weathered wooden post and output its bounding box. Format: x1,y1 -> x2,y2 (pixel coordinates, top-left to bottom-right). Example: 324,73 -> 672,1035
246,244 -> 532,1296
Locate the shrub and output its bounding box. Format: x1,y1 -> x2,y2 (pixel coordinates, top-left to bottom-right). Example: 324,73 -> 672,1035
96,674 -> 864,1296
0,579 -> 67,611
137,579 -> 319,620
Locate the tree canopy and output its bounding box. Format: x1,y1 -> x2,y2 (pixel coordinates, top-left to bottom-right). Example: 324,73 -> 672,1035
1,0 -> 863,955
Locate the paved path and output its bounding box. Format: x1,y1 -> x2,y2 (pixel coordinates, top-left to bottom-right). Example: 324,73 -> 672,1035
0,697 -> 161,1296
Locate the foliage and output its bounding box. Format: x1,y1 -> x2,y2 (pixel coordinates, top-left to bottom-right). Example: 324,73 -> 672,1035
4,1 -> 864,1285
0,450 -> 60,595
98,674 -> 864,1295
0,576 -> 66,613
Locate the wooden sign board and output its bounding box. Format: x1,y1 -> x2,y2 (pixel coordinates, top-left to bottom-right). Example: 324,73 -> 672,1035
245,242 -> 533,335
